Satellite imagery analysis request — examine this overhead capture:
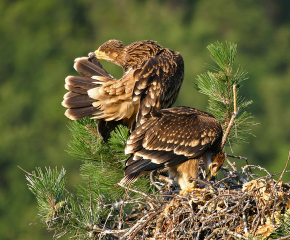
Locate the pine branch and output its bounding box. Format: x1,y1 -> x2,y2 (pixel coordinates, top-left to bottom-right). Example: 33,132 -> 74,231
68,119 -> 153,203
24,166 -> 129,239
25,167 -> 80,238
196,41 -> 257,145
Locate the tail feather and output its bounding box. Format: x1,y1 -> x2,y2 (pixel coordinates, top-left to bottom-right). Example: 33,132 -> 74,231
119,172 -> 142,185
120,156 -> 165,185
63,91 -> 79,100
97,119 -> 122,142
63,56 -> 113,120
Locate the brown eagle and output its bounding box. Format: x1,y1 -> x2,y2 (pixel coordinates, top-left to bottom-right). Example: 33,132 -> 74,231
62,40 -> 184,140
120,106 -> 225,190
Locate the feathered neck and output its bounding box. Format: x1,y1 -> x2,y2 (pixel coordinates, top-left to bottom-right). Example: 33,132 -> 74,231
118,40 -> 164,71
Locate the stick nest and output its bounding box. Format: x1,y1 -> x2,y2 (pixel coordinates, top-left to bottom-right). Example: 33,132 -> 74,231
93,158 -> 290,240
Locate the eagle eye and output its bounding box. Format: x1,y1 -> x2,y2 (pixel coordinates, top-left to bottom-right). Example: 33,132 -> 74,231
105,51 -> 110,54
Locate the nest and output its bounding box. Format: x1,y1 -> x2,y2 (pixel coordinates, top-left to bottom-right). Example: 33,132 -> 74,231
91,155 -> 290,240
122,180 -> 290,240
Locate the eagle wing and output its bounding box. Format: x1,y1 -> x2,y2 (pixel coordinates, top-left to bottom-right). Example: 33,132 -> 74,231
62,56 -> 115,119
120,106 -> 223,184
63,48 -> 183,140
132,49 -> 184,127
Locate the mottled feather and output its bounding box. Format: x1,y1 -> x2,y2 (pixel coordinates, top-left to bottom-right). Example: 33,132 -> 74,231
62,40 -> 184,140
120,106 -> 225,190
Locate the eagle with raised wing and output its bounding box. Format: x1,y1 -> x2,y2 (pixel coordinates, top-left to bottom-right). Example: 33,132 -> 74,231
120,106 -> 225,190
62,40 -> 184,140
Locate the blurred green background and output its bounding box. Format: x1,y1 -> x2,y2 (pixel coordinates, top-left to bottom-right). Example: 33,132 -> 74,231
1,0 -> 290,239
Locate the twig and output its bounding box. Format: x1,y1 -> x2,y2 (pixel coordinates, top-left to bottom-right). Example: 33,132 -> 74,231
270,152 -> 290,227
275,151 -> 290,186
120,213 -> 149,240
226,153 -> 248,161
225,156 -> 238,171
244,165 -> 273,179
205,228 -> 247,240
101,206 -> 114,235
150,170 -> 163,191
117,183 -> 159,209
88,176 -> 93,217
159,175 -> 174,184
242,200 -> 250,235
188,177 -> 218,192
221,84 -> 238,149
18,165 -> 43,179
224,155 -> 248,184
128,209 -> 161,240
119,183 -> 131,229
213,174 -> 242,189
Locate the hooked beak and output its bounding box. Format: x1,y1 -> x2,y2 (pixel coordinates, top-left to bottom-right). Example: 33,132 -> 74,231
205,168 -> 217,181
94,49 -> 107,59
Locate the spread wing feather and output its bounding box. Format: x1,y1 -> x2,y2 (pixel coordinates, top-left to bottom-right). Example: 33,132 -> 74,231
132,49 -> 184,127
62,57 -> 115,120
63,43 -> 184,141
73,57 -> 114,78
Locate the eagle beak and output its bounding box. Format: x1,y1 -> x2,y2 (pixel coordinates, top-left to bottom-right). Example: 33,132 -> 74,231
205,168 -> 217,181
94,49 -> 106,59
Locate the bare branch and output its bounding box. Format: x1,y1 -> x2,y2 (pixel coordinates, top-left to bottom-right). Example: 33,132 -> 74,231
222,84 -> 239,149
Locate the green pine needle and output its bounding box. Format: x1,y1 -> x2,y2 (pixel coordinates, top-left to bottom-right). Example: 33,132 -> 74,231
196,42 -> 257,145
26,167 -> 67,219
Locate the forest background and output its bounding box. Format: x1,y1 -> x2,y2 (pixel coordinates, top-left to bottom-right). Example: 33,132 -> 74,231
1,0 -> 290,239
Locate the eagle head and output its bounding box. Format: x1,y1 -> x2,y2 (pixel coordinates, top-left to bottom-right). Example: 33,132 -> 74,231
204,151 -> 225,180
95,40 -> 124,66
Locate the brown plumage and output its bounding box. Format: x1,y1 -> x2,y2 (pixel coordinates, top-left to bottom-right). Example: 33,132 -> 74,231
120,106 -> 225,190
62,40 -> 184,140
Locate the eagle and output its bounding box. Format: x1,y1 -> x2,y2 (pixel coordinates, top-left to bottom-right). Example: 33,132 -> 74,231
62,40 -> 184,140
119,106 -> 225,190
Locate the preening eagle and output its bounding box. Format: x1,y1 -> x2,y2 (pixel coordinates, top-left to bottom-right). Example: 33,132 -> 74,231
120,106 -> 225,190
62,40 -> 184,140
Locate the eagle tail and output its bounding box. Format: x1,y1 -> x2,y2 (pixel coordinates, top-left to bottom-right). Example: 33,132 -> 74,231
119,172 -> 142,186
120,156 -> 164,184
97,119 -> 123,142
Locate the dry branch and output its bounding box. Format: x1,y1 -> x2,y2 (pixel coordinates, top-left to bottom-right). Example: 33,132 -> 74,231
92,157 -> 290,239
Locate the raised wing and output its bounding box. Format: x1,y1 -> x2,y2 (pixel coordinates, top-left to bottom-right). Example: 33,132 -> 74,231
62,56 -> 115,120
132,49 -> 184,127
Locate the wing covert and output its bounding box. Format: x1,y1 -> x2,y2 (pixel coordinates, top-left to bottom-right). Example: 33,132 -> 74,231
132,49 -> 184,127
125,107 -> 223,166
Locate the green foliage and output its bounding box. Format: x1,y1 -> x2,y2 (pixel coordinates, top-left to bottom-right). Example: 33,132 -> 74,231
27,167 -> 68,222
68,118 -> 152,200
270,212 -> 290,238
196,42 -> 257,145
67,118 -> 111,161
26,167 -> 73,238
26,167 -> 103,239
26,122 -> 155,239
